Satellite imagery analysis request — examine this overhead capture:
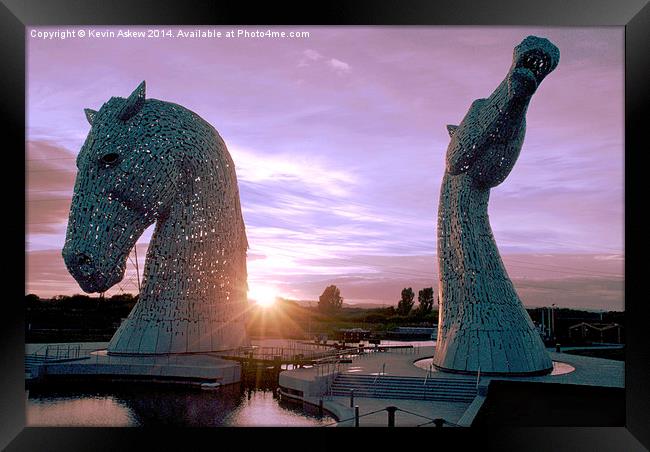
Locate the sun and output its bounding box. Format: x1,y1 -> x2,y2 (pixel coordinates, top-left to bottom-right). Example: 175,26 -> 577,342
248,284 -> 278,308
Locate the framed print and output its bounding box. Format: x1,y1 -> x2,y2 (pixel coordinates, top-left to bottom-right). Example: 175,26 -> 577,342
2,0 -> 648,450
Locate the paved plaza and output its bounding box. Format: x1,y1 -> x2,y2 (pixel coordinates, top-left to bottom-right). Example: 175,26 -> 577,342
282,344 -> 624,427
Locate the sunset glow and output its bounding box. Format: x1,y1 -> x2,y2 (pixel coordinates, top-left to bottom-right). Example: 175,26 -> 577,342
248,284 -> 278,308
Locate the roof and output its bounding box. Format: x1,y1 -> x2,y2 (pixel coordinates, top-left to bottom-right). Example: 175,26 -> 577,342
568,322 -> 622,331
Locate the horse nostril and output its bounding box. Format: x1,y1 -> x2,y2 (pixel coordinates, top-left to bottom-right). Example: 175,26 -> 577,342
76,253 -> 92,267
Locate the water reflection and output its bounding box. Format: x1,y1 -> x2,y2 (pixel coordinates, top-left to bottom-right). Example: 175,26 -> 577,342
27,385 -> 333,427
27,393 -> 136,427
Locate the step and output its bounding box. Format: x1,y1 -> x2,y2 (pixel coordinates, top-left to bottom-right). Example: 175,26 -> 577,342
333,385 -> 475,393
330,389 -> 476,399
336,377 -> 476,386
336,373 -> 471,379
332,381 -> 476,391
336,378 -> 474,384
332,375 -> 477,383
334,379 -> 476,388
331,387 -> 476,396
330,374 -> 478,402
335,384 -> 476,390
331,386 -> 475,394
329,392 -> 475,402
336,375 -> 475,383
25,356 -> 48,363
333,383 -> 475,390
330,386 -> 477,396
330,390 -> 476,399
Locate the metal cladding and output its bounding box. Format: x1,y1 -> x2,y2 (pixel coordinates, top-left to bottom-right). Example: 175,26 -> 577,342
62,81 -> 250,354
433,36 -> 559,375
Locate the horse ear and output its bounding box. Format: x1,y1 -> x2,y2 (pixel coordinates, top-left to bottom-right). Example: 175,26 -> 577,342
119,80 -> 146,121
84,108 -> 97,125
446,124 -> 459,137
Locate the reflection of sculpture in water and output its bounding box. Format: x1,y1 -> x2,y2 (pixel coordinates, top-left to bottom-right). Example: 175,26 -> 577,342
62,81 -> 249,354
434,36 -> 560,375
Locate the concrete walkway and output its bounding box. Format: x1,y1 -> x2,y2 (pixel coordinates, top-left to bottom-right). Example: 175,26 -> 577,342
280,344 -> 624,427
330,345 -> 623,387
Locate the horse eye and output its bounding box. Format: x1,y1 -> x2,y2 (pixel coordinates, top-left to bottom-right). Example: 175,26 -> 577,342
100,153 -> 120,165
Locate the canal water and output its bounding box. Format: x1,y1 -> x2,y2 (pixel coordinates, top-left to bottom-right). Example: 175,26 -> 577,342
26,338 -> 432,427
27,385 -> 333,427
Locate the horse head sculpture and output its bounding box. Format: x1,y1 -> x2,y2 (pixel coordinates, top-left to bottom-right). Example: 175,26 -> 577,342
62,81 -> 250,354
434,36 -> 559,375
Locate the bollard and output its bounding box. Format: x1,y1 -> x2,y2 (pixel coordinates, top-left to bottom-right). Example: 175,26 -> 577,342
434,418 -> 444,428
556,343 -> 561,352
355,405 -> 360,427
386,406 -> 397,427
319,399 -> 324,416
350,388 -> 355,407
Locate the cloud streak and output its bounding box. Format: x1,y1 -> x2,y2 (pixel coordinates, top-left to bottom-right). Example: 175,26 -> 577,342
328,58 -> 351,74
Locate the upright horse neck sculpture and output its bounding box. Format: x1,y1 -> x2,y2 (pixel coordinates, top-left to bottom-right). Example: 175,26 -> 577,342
433,36 -> 560,375
62,81 -> 250,355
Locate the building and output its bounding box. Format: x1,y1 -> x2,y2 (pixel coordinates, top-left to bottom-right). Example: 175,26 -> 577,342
386,326 -> 437,340
568,322 -> 623,344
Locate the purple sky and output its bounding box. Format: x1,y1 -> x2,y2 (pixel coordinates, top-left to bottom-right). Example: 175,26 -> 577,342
26,26 -> 624,310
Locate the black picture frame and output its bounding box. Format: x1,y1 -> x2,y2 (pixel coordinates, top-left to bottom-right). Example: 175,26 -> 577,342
3,0 -> 648,450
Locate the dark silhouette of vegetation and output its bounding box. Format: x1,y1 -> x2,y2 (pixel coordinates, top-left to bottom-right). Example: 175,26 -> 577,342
25,292 -> 623,346
26,293 -> 138,342
396,287 -> 415,316
318,285 -> 343,314
416,287 -> 434,316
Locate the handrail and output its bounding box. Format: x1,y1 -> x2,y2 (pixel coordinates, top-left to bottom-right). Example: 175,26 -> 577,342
373,363 -> 385,385
28,341 -> 367,364
476,366 -> 481,389
321,358 -> 340,397
320,405 -> 459,428
29,343 -> 98,361
321,407 -> 388,427
423,363 -> 432,386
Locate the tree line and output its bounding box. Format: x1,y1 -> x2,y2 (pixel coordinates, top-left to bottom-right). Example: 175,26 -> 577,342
317,284 -> 436,317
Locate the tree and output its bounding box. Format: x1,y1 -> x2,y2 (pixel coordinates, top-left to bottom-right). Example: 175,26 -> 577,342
25,294 -> 40,304
109,293 -> 137,304
417,287 -> 435,315
318,285 -> 343,313
397,287 -> 415,316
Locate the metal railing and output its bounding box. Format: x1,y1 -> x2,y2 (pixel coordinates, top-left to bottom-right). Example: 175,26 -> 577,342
224,342 -> 360,364
423,363 -> 433,386
28,343 -> 94,361
321,405 -> 462,428
372,363 -> 386,385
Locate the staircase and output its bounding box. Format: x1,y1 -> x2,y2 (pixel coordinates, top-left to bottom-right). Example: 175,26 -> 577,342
25,354 -> 49,379
329,374 -> 477,403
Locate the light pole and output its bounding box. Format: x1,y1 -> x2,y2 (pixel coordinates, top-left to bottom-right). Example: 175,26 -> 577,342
551,304 -> 556,341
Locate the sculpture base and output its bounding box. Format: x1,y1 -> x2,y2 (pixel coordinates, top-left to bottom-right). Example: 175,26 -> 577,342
38,352 -> 242,386
107,317 -> 250,355
433,363 -> 553,377
433,305 -> 554,376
